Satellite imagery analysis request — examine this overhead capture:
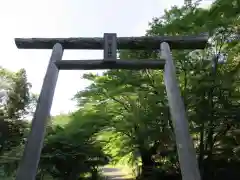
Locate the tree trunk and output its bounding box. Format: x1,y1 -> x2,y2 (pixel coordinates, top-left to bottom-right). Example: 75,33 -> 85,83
67,166 -> 79,180
198,121 -> 205,176
140,150 -> 155,178
91,168 -> 98,180
203,89 -> 215,180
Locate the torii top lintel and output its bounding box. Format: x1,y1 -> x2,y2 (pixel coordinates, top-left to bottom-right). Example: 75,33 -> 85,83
15,33 -> 209,50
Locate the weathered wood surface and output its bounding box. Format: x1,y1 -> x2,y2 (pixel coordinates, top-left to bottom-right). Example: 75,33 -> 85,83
104,33 -> 117,61
15,33 -> 208,50
55,59 -> 165,70
15,43 -> 63,180
162,42 -> 201,180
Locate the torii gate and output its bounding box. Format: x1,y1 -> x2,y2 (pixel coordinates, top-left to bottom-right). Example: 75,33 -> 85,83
14,33 -> 208,180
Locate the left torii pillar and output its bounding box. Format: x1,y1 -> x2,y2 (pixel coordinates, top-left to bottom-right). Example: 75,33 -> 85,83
16,43 -> 63,180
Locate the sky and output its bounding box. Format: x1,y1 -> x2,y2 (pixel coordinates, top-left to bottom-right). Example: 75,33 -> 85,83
0,0 -> 213,116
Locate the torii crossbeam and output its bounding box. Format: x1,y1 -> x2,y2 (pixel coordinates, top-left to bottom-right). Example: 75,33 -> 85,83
14,33 -> 208,180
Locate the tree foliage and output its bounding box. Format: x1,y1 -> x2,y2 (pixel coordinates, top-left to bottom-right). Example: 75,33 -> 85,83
0,67 -> 32,179
73,0 -> 240,179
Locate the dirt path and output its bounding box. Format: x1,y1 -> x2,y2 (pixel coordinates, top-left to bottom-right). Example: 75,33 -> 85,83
101,166 -> 132,180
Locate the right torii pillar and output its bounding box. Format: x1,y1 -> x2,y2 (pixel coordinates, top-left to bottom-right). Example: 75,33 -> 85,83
161,42 -> 201,180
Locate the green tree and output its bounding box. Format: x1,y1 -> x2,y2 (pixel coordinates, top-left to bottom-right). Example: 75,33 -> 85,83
0,68 -> 32,153
73,0 -> 240,179
38,110 -> 110,180
0,67 -> 33,178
